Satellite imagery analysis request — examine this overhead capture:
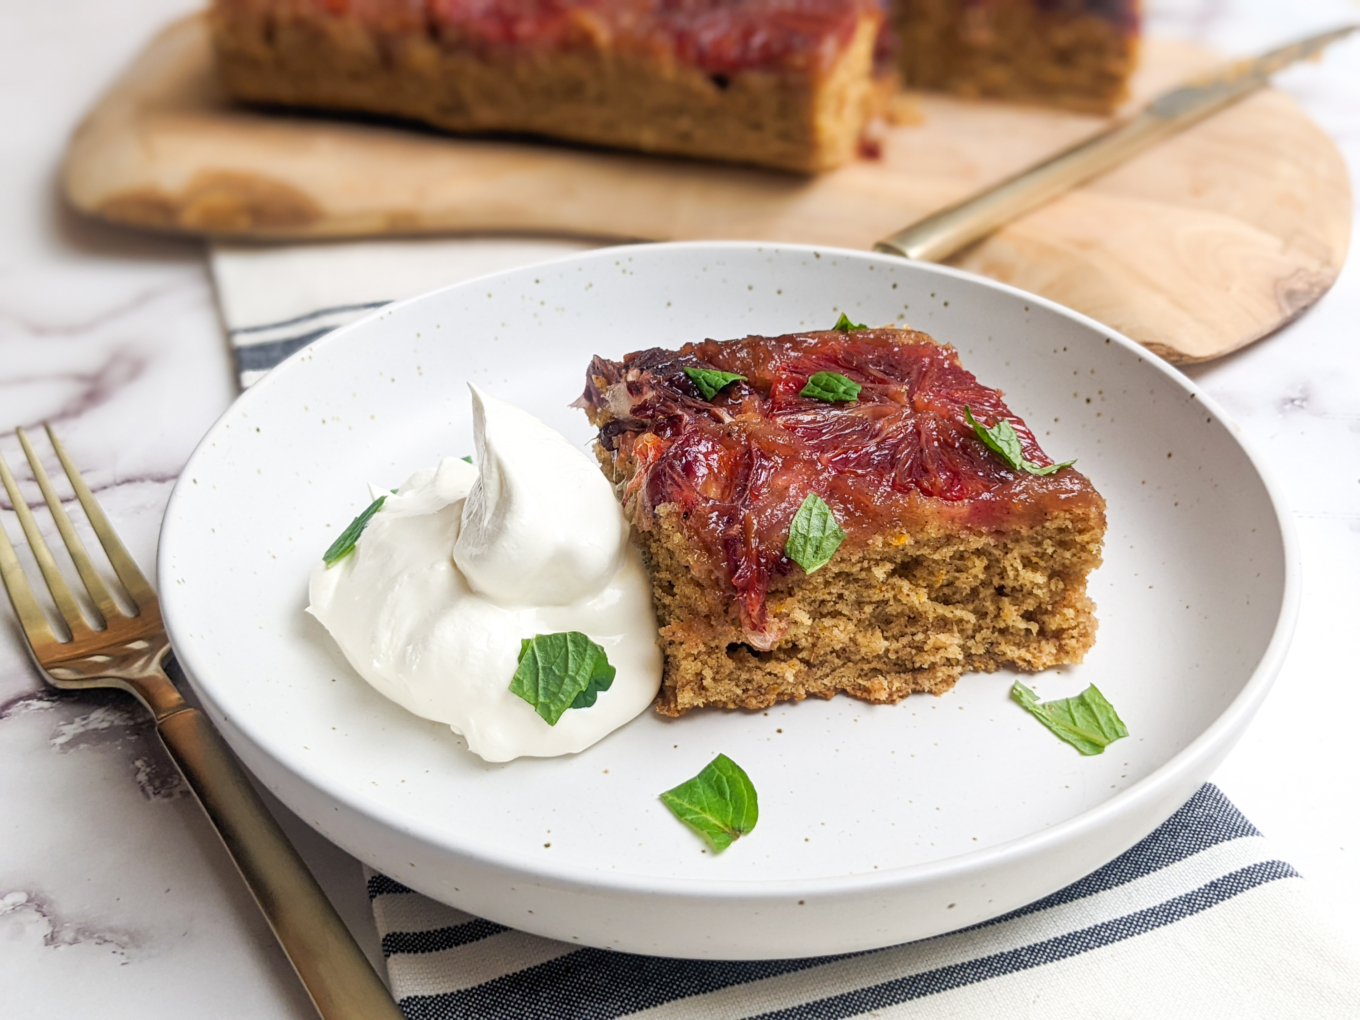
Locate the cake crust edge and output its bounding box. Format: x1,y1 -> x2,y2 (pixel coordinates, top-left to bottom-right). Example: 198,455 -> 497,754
634,495 -> 1104,716
210,3 -> 884,173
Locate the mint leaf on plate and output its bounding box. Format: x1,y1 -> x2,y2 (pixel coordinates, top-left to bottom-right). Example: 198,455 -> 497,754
322,495 -> 387,567
965,406 -> 1074,476
832,312 -> 866,331
800,371 -> 862,403
659,754 -> 759,852
510,632 -> 616,726
683,366 -> 746,401
785,492 -> 846,574
1011,681 -> 1128,755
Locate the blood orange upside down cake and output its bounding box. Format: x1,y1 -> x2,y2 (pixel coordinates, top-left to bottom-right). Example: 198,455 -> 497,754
211,0 -> 886,173
577,325 -> 1105,716
212,1 -> 1141,175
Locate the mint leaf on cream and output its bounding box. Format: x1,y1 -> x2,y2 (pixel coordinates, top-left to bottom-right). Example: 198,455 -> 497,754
323,495 -> 387,567
683,366 -> 746,401
660,754 -> 759,852
1011,682 -> 1128,755
832,313 -> 866,331
461,455 -> 473,463
785,492 -> 846,574
800,371 -> 862,403
965,406 -> 1074,476
510,632 -> 616,725
570,657 -> 616,710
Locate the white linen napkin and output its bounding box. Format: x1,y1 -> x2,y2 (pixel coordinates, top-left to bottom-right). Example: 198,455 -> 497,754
210,239 -> 1360,1019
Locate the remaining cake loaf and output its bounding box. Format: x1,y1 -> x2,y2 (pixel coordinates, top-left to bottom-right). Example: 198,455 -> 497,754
212,0 -> 1141,172
210,0 -> 886,173
577,327 -> 1105,716
895,0 -> 1140,113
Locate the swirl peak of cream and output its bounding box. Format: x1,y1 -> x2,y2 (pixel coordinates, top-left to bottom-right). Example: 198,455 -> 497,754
455,385 -> 628,606
307,390 -> 659,762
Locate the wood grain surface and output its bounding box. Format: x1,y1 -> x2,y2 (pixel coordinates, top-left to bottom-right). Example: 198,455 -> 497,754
62,13 -> 1351,362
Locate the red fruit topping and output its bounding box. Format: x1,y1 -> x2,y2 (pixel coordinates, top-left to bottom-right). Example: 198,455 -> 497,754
286,0 -> 879,74
578,328 -> 1096,647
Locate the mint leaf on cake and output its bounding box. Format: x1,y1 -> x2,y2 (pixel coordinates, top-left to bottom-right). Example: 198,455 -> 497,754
683,366 -> 747,401
785,492 -> 846,574
832,313 -> 866,331
660,754 -> 759,852
800,371 -> 862,402
322,494 -> 387,567
965,406 -> 1074,476
1012,682 -> 1127,755
510,632 -> 616,725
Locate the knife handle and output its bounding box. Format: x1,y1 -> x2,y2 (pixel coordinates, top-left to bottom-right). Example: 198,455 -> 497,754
157,706 -> 405,1020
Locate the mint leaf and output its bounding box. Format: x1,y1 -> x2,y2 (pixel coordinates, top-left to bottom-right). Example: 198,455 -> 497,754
570,653 -> 616,710
510,632 -> 616,726
785,492 -> 846,574
461,455 -> 473,463
800,371 -> 862,403
660,754 -> 759,852
832,312 -> 866,331
683,366 -> 746,401
1011,682 -> 1128,755
965,406 -> 1074,476
323,495 -> 386,567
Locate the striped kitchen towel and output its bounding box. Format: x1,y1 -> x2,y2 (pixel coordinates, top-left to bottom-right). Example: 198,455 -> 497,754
211,237 -> 594,387
210,240 -> 1360,1018
363,786 -> 1360,1019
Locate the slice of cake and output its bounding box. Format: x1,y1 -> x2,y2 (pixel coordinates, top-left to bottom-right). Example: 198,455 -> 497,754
210,0 -> 885,173
577,326 -> 1105,716
895,0 -> 1140,113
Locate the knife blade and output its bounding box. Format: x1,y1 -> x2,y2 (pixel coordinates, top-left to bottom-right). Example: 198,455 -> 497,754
874,25 -> 1357,263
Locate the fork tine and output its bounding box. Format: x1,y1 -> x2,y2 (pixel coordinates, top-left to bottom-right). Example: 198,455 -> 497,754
44,424 -> 157,612
17,428 -> 116,626
0,446 -> 90,634
0,508 -> 59,647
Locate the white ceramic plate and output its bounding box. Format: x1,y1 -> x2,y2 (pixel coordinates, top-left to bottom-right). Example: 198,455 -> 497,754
159,242 -> 1296,959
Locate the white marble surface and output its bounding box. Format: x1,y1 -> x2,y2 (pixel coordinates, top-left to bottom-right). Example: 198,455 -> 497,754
1,0 -> 1357,1015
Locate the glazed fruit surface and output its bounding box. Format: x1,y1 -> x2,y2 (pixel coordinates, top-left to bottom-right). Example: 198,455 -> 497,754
580,328 -> 1100,640
274,0 -> 880,71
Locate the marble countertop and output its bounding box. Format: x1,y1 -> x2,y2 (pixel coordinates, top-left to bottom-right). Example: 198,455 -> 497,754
2,0 -> 1357,1015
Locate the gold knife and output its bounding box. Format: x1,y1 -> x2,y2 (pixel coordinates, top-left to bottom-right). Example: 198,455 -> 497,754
875,25 -> 1357,262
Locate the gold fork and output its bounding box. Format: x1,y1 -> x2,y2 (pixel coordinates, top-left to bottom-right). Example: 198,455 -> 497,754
0,424 -> 404,1020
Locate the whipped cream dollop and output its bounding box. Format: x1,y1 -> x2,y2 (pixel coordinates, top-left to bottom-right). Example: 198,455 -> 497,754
307,387 -> 660,762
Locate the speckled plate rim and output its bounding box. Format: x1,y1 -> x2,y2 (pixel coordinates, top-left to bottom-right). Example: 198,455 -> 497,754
161,241 -> 1299,904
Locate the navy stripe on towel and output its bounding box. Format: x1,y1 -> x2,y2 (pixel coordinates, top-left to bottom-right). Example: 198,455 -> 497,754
383,919 -> 511,957
234,328 -> 334,373
401,949 -> 853,1020
368,873 -> 415,900
229,300 -> 389,336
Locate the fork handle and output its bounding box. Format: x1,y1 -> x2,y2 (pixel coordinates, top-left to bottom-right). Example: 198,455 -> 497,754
156,707 -> 405,1020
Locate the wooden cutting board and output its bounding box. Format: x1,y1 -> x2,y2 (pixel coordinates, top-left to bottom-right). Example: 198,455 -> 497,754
63,13 -> 1351,363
